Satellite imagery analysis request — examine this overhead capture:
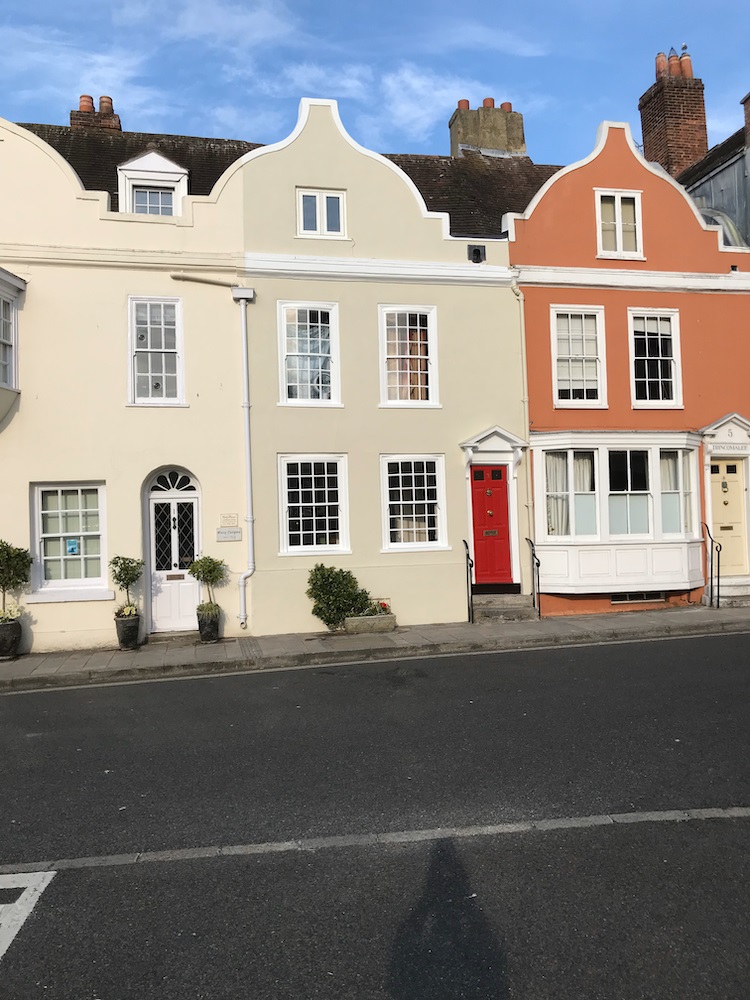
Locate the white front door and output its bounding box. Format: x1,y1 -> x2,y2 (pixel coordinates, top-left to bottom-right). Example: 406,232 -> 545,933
711,459 -> 749,576
149,495 -> 201,631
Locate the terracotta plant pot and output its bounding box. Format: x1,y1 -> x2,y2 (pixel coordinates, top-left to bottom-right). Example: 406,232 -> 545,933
115,615 -> 141,650
0,619 -> 22,660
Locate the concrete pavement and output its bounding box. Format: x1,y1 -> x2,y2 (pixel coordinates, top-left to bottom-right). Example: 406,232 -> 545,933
1,604 -> 748,692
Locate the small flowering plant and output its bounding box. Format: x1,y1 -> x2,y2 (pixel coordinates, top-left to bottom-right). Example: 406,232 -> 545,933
0,603 -> 22,624
362,599 -> 392,617
114,603 -> 139,619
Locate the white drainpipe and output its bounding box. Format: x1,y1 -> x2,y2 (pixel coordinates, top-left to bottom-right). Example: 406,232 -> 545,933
231,287 -> 257,628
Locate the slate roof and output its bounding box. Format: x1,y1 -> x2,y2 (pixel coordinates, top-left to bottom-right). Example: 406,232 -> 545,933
677,127 -> 745,188
17,122 -> 560,235
19,124 -> 261,212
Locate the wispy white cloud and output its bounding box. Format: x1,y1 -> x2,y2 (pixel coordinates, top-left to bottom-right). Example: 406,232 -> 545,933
252,63 -> 374,100
199,102 -> 288,140
167,0 -> 298,48
418,19 -> 547,58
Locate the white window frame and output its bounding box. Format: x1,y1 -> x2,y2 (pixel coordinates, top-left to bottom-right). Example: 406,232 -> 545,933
595,189 -> 644,259
378,305 -> 440,408
535,438 -> 700,545
278,454 -> 350,555
296,189 -> 347,239
0,279 -> 20,391
543,450 -> 599,539
128,297 -> 186,406
627,308 -> 683,409
117,151 -> 188,217
27,483 -> 114,603
607,449 -> 652,538
277,301 -> 341,406
659,449 -> 694,536
550,305 -> 608,409
380,454 -> 449,552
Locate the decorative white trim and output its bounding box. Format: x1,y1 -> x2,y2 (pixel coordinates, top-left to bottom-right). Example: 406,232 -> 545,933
512,264 -> 750,292
277,300 -> 341,406
127,296 -> 185,406
278,453 -> 350,555
380,454 -> 448,552
117,150 -> 188,216
550,304 -> 608,409
0,287 -> 19,392
243,252 -> 513,285
594,188 -> 644,260
378,304 -> 439,407
502,120 -> 750,256
0,267 -> 26,295
627,307 -> 682,410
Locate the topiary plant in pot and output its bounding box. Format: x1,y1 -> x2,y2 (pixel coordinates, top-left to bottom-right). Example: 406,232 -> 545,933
0,540 -> 32,660
109,555 -> 145,650
188,556 -> 228,643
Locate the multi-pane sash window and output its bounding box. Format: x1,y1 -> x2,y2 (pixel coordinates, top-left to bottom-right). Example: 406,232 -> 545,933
553,309 -> 604,405
631,312 -> 680,405
381,308 -> 437,405
545,451 -> 596,537
608,450 -> 650,534
297,190 -> 345,237
38,487 -> 102,584
660,450 -> 692,533
281,457 -> 348,551
383,457 -> 446,547
0,294 -> 14,388
133,187 -> 174,216
597,191 -> 641,256
281,305 -> 339,403
131,299 -> 182,404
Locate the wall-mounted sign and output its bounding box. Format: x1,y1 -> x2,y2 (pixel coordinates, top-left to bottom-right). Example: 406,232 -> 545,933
66,538 -> 79,555
216,527 -> 242,542
220,513 -> 239,527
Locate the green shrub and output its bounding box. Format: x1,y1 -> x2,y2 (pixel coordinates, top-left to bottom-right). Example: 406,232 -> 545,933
188,556 -> 228,605
109,556 -> 144,611
306,564 -> 372,631
0,540 -> 32,613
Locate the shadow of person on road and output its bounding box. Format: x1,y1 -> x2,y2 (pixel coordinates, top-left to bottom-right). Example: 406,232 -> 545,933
387,838 -> 509,999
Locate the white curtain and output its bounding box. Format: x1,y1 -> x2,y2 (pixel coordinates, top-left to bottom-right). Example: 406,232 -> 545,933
573,452 -> 596,535
545,452 -> 569,535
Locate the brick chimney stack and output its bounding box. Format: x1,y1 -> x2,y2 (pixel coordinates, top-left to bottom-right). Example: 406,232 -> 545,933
449,99 -> 526,158
638,46 -> 708,177
742,91 -> 750,148
70,94 -> 122,131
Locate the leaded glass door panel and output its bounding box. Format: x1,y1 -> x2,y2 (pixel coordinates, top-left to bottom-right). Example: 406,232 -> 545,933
148,475 -> 200,631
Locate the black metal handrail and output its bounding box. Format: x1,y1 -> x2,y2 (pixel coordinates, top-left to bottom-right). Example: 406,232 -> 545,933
526,538 -> 541,619
701,522 -> 722,608
462,540 -> 475,624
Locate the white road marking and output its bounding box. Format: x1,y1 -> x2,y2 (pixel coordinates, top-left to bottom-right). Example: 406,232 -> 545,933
0,806 -> 748,875
0,872 -> 55,962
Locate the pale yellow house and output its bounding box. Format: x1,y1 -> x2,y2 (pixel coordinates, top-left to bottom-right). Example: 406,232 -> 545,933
0,96 -> 538,651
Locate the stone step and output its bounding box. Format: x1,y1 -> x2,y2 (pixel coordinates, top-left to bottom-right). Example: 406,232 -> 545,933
715,597 -> 750,608
472,593 -> 533,608
147,630 -> 199,645
471,594 -> 537,623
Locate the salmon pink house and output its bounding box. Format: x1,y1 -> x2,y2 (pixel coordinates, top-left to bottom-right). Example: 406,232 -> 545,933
505,120 -> 750,615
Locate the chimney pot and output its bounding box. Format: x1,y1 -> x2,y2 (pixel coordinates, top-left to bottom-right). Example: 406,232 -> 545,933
500,101 -> 512,112
482,97 -> 495,108
668,49 -> 681,76
79,95 -> 94,113
679,48 -> 693,79
457,99 -> 470,110
99,95 -> 114,114
655,52 -> 668,78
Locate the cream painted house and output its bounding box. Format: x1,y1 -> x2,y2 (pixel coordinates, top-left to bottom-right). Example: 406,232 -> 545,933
0,96 -> 537,651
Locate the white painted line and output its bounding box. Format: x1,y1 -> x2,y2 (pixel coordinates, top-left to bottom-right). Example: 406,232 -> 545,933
0,872 -> 55,962
0,806 -> 749,876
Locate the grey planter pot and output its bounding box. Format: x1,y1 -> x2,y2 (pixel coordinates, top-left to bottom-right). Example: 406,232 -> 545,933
114,615 -> 141,650
197,614 -> 220,643
0,619 -> 22,660
344,613 -> 397,634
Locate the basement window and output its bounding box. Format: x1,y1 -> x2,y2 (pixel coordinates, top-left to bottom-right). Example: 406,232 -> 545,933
610,592 -> 666,604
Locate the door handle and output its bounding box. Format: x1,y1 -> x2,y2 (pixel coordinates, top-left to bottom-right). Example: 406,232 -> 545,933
487,510 -> 494,516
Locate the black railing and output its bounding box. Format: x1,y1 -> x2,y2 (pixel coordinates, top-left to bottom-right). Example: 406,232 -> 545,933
526,538 -> 541,619
462,540 -> 474,624
701,522 -> 722,608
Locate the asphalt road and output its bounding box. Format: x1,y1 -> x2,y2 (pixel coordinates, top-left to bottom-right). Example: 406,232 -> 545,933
1,633 -> 749,997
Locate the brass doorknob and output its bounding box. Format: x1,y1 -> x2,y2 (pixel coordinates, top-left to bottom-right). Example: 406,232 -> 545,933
487,510 -> 494,516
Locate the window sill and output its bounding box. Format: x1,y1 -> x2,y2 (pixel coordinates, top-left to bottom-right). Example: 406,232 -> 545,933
278,548 -> 352,557
631,403 -> 684,410
277,401 -> 344,408
378,403 -> 442,409
27,588 -> 116,604
295,233 -> 351,241
381,544 -> 452,554
596,253 -> 646,261
554,401 -> 608,409
126,402 -> 189,408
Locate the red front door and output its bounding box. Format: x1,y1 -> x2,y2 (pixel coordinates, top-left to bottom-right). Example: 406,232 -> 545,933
471,465 -> 512,584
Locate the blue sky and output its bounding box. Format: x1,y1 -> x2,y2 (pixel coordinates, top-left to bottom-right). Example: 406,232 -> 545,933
1,0 -> 748,166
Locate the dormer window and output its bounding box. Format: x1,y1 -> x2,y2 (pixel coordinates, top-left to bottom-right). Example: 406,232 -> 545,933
296,189 -> 346,238
595,190 -> 643,259
117,150 -> 188,217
